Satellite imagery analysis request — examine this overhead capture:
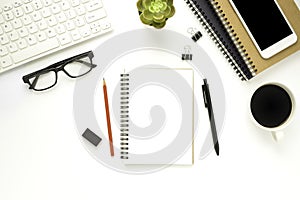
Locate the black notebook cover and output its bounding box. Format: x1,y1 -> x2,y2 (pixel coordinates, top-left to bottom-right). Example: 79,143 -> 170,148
185,0 -> 253,80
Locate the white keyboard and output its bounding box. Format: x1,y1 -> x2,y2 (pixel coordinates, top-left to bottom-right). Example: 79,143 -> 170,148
0,0 -> 112,74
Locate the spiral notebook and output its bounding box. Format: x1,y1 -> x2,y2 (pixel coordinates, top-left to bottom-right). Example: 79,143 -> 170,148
119,68 -> 194,165
185,0 -> 300,80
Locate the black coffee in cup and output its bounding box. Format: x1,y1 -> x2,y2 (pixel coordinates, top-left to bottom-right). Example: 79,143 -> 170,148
250,84 -> 292,128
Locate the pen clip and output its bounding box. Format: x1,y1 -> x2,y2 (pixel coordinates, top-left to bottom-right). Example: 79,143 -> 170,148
202,84 -> 208,108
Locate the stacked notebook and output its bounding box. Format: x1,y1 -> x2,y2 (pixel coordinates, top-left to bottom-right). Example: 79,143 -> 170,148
185,0 -> 300,80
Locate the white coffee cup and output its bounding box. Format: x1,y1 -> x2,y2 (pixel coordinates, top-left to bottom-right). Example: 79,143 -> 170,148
250,83 -> 295,141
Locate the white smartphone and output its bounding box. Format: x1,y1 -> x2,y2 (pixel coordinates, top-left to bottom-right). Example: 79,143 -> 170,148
229,0 -> 297,59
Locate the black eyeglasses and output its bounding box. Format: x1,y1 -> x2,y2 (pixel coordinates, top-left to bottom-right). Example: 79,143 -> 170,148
22,51 -> 97,91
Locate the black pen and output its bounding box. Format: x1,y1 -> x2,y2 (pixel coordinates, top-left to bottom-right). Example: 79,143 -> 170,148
202,79 -> 219,156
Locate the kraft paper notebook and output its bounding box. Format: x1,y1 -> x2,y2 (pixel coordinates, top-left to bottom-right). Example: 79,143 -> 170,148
119,68 -> 194,165
185,0 -> 300,80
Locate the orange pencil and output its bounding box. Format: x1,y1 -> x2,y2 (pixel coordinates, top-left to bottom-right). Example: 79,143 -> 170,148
103,78 -> 114,156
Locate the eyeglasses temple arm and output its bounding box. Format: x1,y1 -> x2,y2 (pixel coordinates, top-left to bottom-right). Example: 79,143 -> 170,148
76,60 -> 97,68
29,75 -> 40,89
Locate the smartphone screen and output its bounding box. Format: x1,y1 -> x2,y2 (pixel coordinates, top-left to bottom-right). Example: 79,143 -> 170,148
231,0 -> 293,51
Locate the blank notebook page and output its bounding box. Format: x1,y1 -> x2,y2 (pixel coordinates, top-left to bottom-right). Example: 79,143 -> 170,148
121,68 -> 194,165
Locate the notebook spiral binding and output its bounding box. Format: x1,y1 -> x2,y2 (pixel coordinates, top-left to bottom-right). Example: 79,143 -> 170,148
184,0 -> 248,80
120,73 -> 130,159
210,0 -> 257,76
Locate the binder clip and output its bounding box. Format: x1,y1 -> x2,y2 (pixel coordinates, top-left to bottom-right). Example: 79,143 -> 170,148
182,45 -> 193,61
187,27 -> 202,42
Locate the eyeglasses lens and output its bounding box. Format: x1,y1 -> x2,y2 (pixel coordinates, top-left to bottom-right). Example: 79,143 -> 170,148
64,56 -> 92,78
29,70 -> 56,90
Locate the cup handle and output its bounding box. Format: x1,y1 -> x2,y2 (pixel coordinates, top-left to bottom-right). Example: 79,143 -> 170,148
271,131 -> 285,142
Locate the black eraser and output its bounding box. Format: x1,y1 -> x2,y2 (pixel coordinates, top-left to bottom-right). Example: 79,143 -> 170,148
82,128 -> 102,146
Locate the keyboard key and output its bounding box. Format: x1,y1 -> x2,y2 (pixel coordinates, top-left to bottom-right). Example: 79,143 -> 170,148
85,9 -> 106,23
3,5 -> 13,11
12,38 -> 60,63
65,20 -> 75,30
3,11 -> 14,21
26,35 -> 37,45
91,26 -> 101,34
53,0 -> 62,2
0,35 -> 9,45
79,25 -> 91,37
56,24 -> 66,34
101,21 -> 111,30
47,16 -> 57,26
51,4 -> 61,14
0,55 -> 13,68
75,16 -> 85,27
41,7 -> 51,18
36,31 -> 47,41
37,20 -> 47,30
18,27 -> 29,37
85,0 -> 102,12
31,12 -> 42,21
0,15 -> 4,24
75,6 -> 85,15
70,29 -> 80,41
46,28 -> 56,37
56,12 -> 67,23
28,23 -> 38,33
22,15 -> 32,25
17,39 -> 28,49
13,7 -> 24,18
7,43 -> 18,53
81,0 -> 90,3
0,46 -> 8,56
58,33 -> 72,45
65,9 -> 76,19
32,0 -> 43,10
90,21 -> 99,28
13,1 -> 23,7
12,18 -> 23,28
8,30 -> 19,41
61,1 -> 71,11
42,0 -> 53,7
2,23 -> 13,33
23,4 -> 34,14
70,0 -> 80,7
0,27 -> 3,35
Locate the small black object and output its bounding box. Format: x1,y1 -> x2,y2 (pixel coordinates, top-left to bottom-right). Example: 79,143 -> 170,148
182,45 -> 193,60
182,54 -> 193,60
191,31 -> 202,42
82,128 -> 102,146
202,79 -> 219,156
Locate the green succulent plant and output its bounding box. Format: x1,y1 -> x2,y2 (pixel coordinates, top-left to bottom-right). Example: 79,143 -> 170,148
137,0 -> 175,29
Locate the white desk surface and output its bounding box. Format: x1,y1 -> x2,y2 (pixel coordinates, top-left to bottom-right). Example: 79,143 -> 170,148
1,0 -> 300,199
